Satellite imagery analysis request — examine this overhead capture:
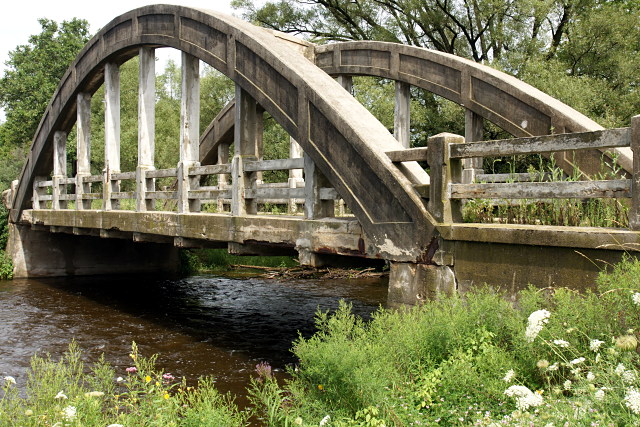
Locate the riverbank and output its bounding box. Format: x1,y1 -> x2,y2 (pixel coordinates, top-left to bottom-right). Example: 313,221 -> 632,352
2,258 -> 640,425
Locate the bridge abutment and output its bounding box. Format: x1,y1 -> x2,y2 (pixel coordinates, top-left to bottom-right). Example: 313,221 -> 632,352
7,223 -> 179,278
388,262 -> 457,306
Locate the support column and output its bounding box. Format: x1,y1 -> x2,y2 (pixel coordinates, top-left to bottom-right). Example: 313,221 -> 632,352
462,109 -> 484,184
231,85 -> 258,216
136,47 -> 156,212
177,52 -> 201,213
255,105 -> 265,185
76,92 -> 92,210
103,62 -> 120,210
52,131 -> 67,210
288,137 -> 304,214
630,115 -> 640,229
428,133 -> 464,223
394,81 -> 410,149
217,142 -> 230,212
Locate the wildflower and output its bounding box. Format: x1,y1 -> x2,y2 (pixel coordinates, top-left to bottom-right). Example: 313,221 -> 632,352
553,339 -> 569,348
623,370 -> 637,384
633,293 -> 640,306
62,405 -> 76,421
616,335 -> 637,351
503,369 -> 515,382
255,362 -> 273,380
595,388 -> 605,401
294,417 -> 303,425
54,390 -> 68,400
24,409 -> 33,416
3,376 -> 15,385
563,380 -> 572,390
625,388 -> 640,414
319,415 -> 331,426
587,372 -> 595,382
504,385 -> 544,411
145,375 -> 152,383
164,392 -> 170,399
616,363 -> 627,375
126,366 -> 137,374
569,357 -> 585,366
84,391 -> 104,397
537,360 -> 549,369
116,376 -> 124,382
548,363 -> 559,371
162,373 -> 175,381
525,309 -> 551,342
590,339 -> 604,352
318,384 -> 323,391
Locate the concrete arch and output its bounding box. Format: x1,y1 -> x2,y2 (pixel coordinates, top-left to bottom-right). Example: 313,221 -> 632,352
316,41 -> 632,176
11,5 -> 435,262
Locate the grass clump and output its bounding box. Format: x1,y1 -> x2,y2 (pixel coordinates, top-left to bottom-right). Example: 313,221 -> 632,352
249,257 -> 640,426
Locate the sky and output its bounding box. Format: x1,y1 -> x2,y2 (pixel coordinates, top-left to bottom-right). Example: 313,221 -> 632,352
0,0 -> 240,120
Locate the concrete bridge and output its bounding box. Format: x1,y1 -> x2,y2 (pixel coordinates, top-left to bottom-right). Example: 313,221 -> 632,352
6,5 -> 640,305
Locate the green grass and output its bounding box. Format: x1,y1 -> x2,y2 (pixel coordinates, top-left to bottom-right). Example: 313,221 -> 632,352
184,248 -> 298,273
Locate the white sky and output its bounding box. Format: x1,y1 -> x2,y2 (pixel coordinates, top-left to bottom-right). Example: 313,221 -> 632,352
0,1 -> 240,121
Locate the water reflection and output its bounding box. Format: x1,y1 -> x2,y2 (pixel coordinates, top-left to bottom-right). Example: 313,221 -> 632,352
0,273 -> 387,401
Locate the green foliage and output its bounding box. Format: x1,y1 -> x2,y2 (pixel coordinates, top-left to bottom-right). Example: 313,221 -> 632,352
0,341 -> 249,426
187,248 -> 297,272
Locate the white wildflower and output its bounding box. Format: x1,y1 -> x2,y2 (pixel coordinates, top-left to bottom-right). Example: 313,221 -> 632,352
623,370 -> 637,384
553,339 -> 570,348
116,376 -> 124,382
3,376 -> 16,385
62,405 -> 76,421
24,409 -> 33,416
633,293 -> 640,306
319,415 -> 331,426
625,388 -> 640,414
595,388 -> 606,401
525,309 -> 551,342
504,385 -> 544,411
503,369 -> 515,383
569,357 -> 585,366
548,363 -> 559,371
54,390 -> 67,400
616,363 -> 627,375
590,339 -> 604,352
587,372 -> 595,382
563,380 -> 572,390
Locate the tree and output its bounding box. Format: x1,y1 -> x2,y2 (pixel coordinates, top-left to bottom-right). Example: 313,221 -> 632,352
0,18 -> 90,149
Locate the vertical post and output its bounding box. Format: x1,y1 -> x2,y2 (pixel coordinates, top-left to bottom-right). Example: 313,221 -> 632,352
462,109 -> 484,184
76,92 -> 92,210
231,85 -> 258,216
336,75 -> 353,94
255,105 -> 265,185
630,115 -> 640,230
177,52 -> 201,213
217,142 -> 230,212
427,133 -> 464,223
32,177 -> 47,210
137,47 -> 156,212
394,81 -> 410,149
104,62 -> 121,210
288,137 -> 304,214
304,154 -> 334,219
52,131 -> 67,210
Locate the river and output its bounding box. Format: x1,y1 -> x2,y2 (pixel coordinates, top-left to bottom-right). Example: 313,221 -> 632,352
0,272 -> 387,405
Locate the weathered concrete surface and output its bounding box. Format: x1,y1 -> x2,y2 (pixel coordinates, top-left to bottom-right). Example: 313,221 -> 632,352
7,223 -> 179,278
388,263 -> 456,306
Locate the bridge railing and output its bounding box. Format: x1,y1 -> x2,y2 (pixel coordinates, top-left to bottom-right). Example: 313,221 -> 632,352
387,115 -> 640,229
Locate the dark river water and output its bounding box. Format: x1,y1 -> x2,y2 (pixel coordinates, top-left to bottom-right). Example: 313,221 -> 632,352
0,273 -> 387,405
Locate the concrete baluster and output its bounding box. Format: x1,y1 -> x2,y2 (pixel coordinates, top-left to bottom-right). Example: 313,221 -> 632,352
255,105 -> 265,185
304,153 -> 334,219
231,85 -> 258,216
288,137 -> 304,214
394,81 -> 410,149
103,62 -> 121,210
177,53 -> 201,213
137,47 -> 156,212
217,142 -> 230,212
462,109 -> 484,184
32,177 -> 47,210
630,115 -> 640,230
427,133 -> 465,223
76,92 -> 91,210
52,131 -> 67,210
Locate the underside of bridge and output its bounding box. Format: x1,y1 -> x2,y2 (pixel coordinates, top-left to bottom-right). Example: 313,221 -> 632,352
7,5 -> 640,305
